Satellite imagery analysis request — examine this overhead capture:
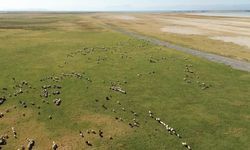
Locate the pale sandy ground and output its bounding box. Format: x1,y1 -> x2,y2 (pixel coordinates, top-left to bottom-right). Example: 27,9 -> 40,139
158,15 -> 250,48
161,26 -> 206,35
110,15 -> 138,20
158,17 -> 250,36
108,13 -> 250,48
118,15 -> 137,20
210,36 -> 250,48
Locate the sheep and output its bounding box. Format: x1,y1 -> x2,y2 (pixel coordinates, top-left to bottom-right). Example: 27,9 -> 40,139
27,138 -> 35,150
149,114 -> 153,118
11,127 -> 17,138
176,133 -> 182,138
110,86 -> 126,94
0,113 -> 4,118
52,141 -> 58,150
99,130 -> 103,138
182,142 -> 191,150
133,112 -> 138,117
85,141 -> 92,146
148,110 -> 154,118
17,146 -> 25,150
0,97 -> 6,105
155,118 -> 161,122
86,130 -> 90,134
43,89 -> 48,98
53,98 -> 61,106
160,121 -> 164,125
79,131 -> 84,138
18,88 -> 23,94
133,122 -> 139,127
0,136 -> 7,145
91,130 -> 96,134
52,91 -> 60,95
102,105 -> 107,110
53,85 -> 62,89
187,145 -> 192,150
182,142 -> 187,146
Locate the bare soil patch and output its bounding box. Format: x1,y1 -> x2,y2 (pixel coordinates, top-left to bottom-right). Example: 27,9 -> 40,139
210,36 -> 250,49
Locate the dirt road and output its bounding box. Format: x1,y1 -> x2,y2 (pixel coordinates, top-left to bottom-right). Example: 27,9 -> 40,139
110,25 -> 250,73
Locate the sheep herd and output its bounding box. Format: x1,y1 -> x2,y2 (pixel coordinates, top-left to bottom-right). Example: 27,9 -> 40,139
0,44 -> 199,149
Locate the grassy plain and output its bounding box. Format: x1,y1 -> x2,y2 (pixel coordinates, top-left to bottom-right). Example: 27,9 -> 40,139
0,13 -> 250,150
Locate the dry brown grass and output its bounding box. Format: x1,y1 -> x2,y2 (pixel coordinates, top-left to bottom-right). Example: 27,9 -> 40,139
2,120 -> 51,149
79,113 -> 132,136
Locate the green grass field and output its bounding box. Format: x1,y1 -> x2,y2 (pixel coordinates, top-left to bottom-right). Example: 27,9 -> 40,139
0,13 -> 250,150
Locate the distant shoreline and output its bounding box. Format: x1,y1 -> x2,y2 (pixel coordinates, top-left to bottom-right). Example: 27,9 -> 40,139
0,10 -> 250,13
1,10 -> 250,18
190,11 -> 250,18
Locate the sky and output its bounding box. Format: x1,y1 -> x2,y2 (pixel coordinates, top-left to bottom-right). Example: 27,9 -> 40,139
0,0 -> 249,11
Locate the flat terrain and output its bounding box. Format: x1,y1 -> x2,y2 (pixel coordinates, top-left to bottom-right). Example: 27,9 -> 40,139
94,13 -> 250,61
0,13 -> 250,150
109,25 -> 250,72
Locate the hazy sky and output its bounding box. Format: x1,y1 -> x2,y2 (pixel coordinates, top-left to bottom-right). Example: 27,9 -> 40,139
0,0 -> 249,11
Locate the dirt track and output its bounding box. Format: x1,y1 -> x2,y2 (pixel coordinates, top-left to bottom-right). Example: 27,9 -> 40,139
110,25 -> 250,73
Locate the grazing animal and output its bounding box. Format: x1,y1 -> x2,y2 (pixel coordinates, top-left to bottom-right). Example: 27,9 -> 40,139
79,131 -> 84,138
99,130 -> 103,138
91,130 -> 96,134
11,127 -> 17,138
102,105 -> 107,110
0,136 -> 7,145
85,141 -> 92,146
53,98 -> 61,106
129,123 -> 134,128
110,86 -> 126,94
52,141 -> 58,150
0,97 -> 6,105
182,142 -> 191,150
155,118 -> 161,122
27,139 -> 35,150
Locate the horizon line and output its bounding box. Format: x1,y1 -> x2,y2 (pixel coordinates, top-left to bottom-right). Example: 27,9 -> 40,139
0,10 -> 250,12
